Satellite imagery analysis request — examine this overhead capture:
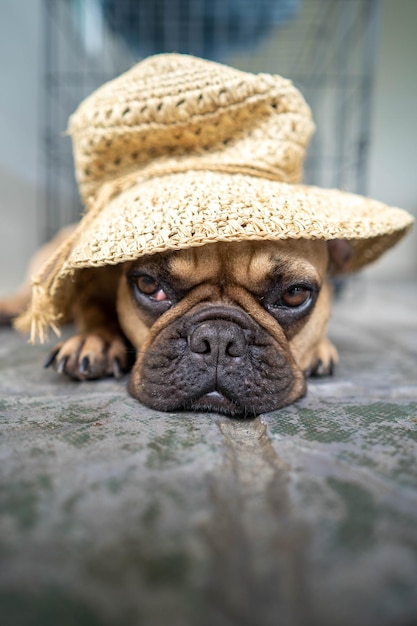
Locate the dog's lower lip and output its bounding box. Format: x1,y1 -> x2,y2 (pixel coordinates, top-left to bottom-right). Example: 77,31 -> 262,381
188,390 -> 247,417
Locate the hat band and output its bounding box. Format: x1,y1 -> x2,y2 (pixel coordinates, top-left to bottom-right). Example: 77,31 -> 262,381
142,161 -> 295,182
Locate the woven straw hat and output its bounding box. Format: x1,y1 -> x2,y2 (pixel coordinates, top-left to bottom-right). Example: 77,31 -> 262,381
19,53 -> 413,341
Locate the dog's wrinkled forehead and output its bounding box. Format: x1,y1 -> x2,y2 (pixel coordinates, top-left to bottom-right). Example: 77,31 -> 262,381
165,240 -> 329,290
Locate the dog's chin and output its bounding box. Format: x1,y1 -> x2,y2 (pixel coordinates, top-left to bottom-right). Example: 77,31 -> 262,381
184,390 -> 257,419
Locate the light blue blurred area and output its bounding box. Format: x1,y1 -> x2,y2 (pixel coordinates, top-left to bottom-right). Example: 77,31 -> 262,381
98,0 -> 301,59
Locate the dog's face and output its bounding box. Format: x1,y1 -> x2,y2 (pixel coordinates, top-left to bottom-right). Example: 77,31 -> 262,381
116,240 -> 333,417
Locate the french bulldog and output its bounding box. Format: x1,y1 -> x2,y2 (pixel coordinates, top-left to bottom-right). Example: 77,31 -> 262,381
0,232 -> 351,418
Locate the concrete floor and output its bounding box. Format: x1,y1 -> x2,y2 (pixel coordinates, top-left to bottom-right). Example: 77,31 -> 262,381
0,278 -> 416,626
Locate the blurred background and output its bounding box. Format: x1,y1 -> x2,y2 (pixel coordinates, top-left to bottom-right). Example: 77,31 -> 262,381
0,0 -> 416,296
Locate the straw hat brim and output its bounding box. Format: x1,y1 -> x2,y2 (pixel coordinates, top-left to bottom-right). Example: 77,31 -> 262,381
67,170 -> 413,273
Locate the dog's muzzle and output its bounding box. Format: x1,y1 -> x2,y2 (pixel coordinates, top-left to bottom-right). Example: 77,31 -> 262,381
130,305 -> 305,418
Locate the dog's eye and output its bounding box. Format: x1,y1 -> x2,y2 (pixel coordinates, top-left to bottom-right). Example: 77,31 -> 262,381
137,275 -> 158,295
281,286 -> 311,308
136,275 -> 167,301
263,281 -> 318,330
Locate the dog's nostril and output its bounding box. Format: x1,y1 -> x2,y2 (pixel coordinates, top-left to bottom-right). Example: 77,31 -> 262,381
226,335 -> 246,358
197,339 -> 211,354
189,325 -> 214,354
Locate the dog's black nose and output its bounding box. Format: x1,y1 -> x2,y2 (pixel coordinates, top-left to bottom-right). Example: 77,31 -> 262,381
189,321 -> 247,361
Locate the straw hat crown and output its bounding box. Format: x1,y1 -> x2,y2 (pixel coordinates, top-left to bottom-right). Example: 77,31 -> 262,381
68,53 -> 315,207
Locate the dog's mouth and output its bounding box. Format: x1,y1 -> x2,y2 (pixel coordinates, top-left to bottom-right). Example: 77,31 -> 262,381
185,390 -> 256,419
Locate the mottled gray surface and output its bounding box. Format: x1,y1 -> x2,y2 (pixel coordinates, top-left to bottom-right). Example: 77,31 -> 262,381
0,279 -> 416,626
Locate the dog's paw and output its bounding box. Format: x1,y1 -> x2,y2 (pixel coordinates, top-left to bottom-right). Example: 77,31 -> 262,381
307,337 -> 339,377
44,331 -> 129,380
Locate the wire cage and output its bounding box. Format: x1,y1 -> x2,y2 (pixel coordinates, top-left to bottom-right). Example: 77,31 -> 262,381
41,0 -> 380,240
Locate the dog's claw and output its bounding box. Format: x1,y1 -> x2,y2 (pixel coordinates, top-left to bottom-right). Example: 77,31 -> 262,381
112,357 -> 122,379
44,347 -> 60,369
57,356 -> 69,375
310,357 -> 335,377
313,358 -> 325,376
79,356 -> 90,375
307,337 -> 338,379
